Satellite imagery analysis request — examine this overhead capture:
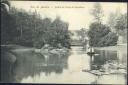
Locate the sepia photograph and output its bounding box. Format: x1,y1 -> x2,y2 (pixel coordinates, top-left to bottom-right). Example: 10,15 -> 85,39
0,0 -> 127,84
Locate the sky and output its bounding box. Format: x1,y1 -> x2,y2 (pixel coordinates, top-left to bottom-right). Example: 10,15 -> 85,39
10,1 -> 127,30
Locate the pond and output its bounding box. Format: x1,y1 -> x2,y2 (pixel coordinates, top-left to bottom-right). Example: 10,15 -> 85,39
1,46 -> 127,84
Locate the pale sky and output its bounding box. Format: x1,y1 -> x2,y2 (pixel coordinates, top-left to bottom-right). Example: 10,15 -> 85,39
10,1 -> 127,30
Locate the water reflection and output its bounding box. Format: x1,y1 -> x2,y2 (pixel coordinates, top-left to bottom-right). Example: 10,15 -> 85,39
68,46 -> 91,72
20,46 -> 95,84
1,46 -> 127,84
92,49 -> 127,70
97,74 -> 126,84
117,50 -> 127,66
12,51 -> 69,83
91,49 -> 127,84
92,50 -> 118,70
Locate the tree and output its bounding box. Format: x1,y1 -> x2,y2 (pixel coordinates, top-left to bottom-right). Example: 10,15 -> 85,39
1,0 -> 10,13
46,17 -> 70,48
114,13 -> 127,36
33,17 -> 52,48
1,0 -> 18,44
76,28 -> 88,48
88,22 -> 111,47
107,8 -> 127,44
1,5 -> 71,48
114,13 -> 127,43
98,32 -> 118,46
107,8 -> 122,33
90,3 -> 104,23
88,3 -> 118,47
107,13 -> 117,32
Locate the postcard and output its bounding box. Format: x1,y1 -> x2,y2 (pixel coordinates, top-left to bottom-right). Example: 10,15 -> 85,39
1,0 -> 127,84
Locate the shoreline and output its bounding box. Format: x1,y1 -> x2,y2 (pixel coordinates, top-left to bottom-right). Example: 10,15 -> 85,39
94,44 -> 127,52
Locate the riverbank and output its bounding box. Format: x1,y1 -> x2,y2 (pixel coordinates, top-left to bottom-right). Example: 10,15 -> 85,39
94,44 -> 127,52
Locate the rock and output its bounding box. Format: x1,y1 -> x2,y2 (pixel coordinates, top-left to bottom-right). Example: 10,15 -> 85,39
109,69 -> 118,74
99,69 -> 105,72
34,49 -> 41,53
90,70 -> 102,76
48,47 -> 54,50
50,49 -> 59,54
118,69 -> 127,74
41,44 -> 50,50
82,69 -> 90,72
103,72 -> 110,75
118,64 -> 126,69
40,49 -> 50,56
34,45 -> 69,57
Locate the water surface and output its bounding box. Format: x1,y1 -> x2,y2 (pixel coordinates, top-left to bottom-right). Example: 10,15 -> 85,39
1,46 -> 127,84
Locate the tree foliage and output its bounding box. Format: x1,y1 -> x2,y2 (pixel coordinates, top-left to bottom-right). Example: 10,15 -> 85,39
90,3 -> 104,23
98,32 -> 118,46
107,11 -> 127,43
114,13 -> 127,36
88,22 -> 118,47
76,28 -> 88,47
1,7 -> 71,48
88,3 -> 119,47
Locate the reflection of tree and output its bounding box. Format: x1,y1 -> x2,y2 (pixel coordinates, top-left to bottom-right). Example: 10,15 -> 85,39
92,50 -> 118,70
8,51 -> 69,83
0,0 -> 17,82
42,53 -> 69,75
1,49 -> 15,82
117,50 -> 127,65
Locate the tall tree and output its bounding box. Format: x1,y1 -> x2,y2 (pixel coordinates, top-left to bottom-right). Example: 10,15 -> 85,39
90,3 -> 104,23
107,8 -> 122,33
115,13 -> 127,36
1,0 -> 16,44
88,22 -> 111,47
